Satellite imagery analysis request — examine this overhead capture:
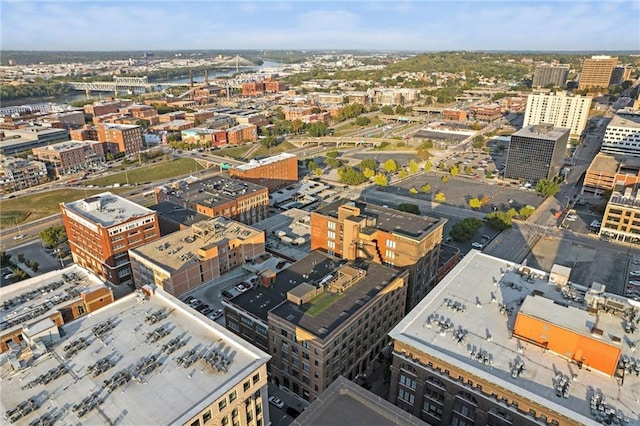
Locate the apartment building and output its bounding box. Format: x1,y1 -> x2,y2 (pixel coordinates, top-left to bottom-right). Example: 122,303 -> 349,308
388,250 -> 638,426
582,153 -> 640,196
129,217 -> 265,297
0,265 -> 114,353
32,140 -> 113,176
601,113 -> 640,157
83,99 -> 131,118
600,184 -> 640,243
469,104 -> 502,121
523,92 -> 591,139
70,125 -> 99,141
578,55 -> 618,90
609,66 -> 633,86
311,201 -> 446,311
283,107 -> 314,121
181,128 -> 227,147
242,81 -> 266,97
41,110 -> 85,129
0,156 -> 47,193
227,124 -> 258,144
442,109 -> 467,122
229,153 -> 298,191
504,124 -> 569,183
159,111 -> 186,123
0,127 -> 70,155
60,192 -> 161,285
154,176 -> 269,226
264,80 -> 286,92
97,122 -> 144,155
532,63 -> 570,88
0,286 -> 271,426
317,93 -> 344,106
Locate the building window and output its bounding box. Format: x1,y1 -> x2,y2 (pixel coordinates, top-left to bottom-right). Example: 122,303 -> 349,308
327,240 -> 335,249
191,420 -> 200,426
218,399 -> 227,411
327,230 -> 336,240
328,221 -> 336,230
398,389 -> 415,405
400,374 -> 416,390
253,373 -> 260,384
244,381 -> 250,392
229,391 -> 237,403
386,240 -> 396,249
203,410 -> 212,424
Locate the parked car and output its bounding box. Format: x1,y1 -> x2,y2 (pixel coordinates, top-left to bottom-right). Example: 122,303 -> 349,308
196,303 -> 210,312
630,271 -> 640,277
234,284 -> 248,293
629,281 -> 640,286
471,242 -> 484,249
268,396 -> 285,409
222,290 -> 234,299
208,309 -> 223,320
286,407 -> 301,418
201,307 -> 214,315
183,296 -> 196,305
13,234 -> 25,240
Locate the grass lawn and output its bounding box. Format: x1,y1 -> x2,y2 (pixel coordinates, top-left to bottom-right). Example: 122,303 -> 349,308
215,146 -> 251,159
83,158 -> 203,187
373,141 -> 417,151
303,291 -> 344,317
0,187 -> 129,228
251,141 -> 296,159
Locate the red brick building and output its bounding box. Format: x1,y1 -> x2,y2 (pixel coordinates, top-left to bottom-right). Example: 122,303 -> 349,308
70,125 -> 99,141
242,81 -> 266,97
469,104 -> 503,121
442,109 -> 467,122
230,153 -> 298,191
60,192 -> 161,285
97,123 -> 143,155
226,124 -> 257,144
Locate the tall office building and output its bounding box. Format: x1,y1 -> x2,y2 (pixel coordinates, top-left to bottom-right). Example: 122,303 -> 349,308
610,66 -> 632,85
578,55 -> 618,90
532,63 -> 570,88
504,124 -> 569,183
60,192 -> 161,285
388,250 -> 638,426
523,91 -> 591,139
601,114 -> 640,157
311,201 -> 446,311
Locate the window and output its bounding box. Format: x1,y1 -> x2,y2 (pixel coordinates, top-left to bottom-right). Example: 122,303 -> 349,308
244,381 -> 250,392
218,399 -> 227,411
327,240 -> 335,249
191,420 -> 200,426
328,221 -> 336,230
386,240 -> 396,248
253,373 -> 260,385
398,389 -> 415,404
229,391 -> 237,403
327,230 -> 336,240
400,374 -> 416,390
203,410 -> 212,424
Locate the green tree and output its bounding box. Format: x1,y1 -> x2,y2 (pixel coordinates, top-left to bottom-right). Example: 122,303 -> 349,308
469,198 -> 482,209
471,122 -> 483,131
398,170 -> 408,179
409,187 -> 418,194
449,217 -> 483,242
465,166 -> 473,175
326,158 -> 342,168
363,167 -> 375,179
395,106 -> 407,114
473,135 -> 485,149
438,162 -> 446,171
0,251 -> 11,267
408,159 -> 419,174
397,203 -> 420,215
338,167 -> 367,185
307,122 -> 328,137
535,179 -> 560,196
39,225 -> 67,247
450,165 -> 459,176
355,116 -> 371,126
291,119 -> 304,134
373,173 -> 389,186
11,267 -> 28,281
441,175 -> 449,183
359,158 -> 377,171
17,253 -> 25,264
260,135 -> 278,148
420,183 -> 431,193
519,205 -> 535,219
382,159 -> 398,173
434,192 -> 446,203
424,162 -> 432,172
381,105 -> 394,115
306,159 -> 318,170
314,168 -> 324,177
486,209 -> 518,231
326,150 -> 340,159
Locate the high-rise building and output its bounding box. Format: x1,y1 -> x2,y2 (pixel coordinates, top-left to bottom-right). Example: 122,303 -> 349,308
97,122 -> 143,155
311,201 -> 446,311
523,92 -> 591,139
578,55 -> 618,90
601,114 -> 640,157
532,63 -> 570,88
60,192 -> 161,285
600,183 -> 640,243
504,124 -> 569,182
0,286 -> 271,426
388,250 -> 638,426
229,153 -> 298,191
610,66 -> 633,85
129,217 -> 265,297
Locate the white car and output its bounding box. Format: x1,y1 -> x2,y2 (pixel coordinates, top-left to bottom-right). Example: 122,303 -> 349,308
630,271 -> 640,277
268,396 -> 285,409
629,281 -> 640,286
234,284 -> 248,293
471,242 -> 484,249
565,216 -> 576,222
13,234 -> 25,240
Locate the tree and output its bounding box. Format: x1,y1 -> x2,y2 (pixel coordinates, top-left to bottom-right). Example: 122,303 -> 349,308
424,161 -> 432,172
395,106 -> 407,114
465,165 -> 473,175
441,175 -> 449,183
307,122 -> 328,137
17,253 -> 25,264
450,217 -> 483,241
291,119 -> 304,134
0,251 -> 11,267
450,165 -> 459,176
363,167 -> 375,179
355,116 -> 371,126
486,209 -> 518,231
473,135 -> 485,149
519,205 -> 535,219
314,168 -> 324,177
359,158 -> 377,171
434,192 -> 446,203
260,135 -> 277,148
11,267 -> 28,281
326,158 -> 341,168
326,150 -> 340,159
338,167 -> 367,186
373,173 -> 388,186
469,198 -> 482,209
39,225 -> 67,247
421,183 -> 431,193
409,187 -> 418,194
438,162 -> 446,171
306,159 -> 319,170
408,159 -> 419,174
398,170 -> 408,179
382,159 -> 398,174
397,203 -> 420,215
471,122 -> 483,131
381,105 -> 394,115
535,178 -> 560,196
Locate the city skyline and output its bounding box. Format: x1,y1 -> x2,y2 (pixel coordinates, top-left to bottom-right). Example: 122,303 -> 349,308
2,0 -> 639,52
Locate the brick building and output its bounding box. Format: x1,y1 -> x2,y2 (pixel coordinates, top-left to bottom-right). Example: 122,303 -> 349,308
0,156 -> 47,193
70,125 -> 99,141
181,128 -> 227,147
242,81 -> 266,97
579,55 -> 618,90
469,104 -> 503,121
83,100 -> 131,118
264,80 -> 286,92
97,123 -> 143,155
582,153 -> 640,196
230,153 -> 298,191
311,201 -> 446,311
226,124 -> 258,144
442,109 -> 467,122
129,217 -> 265,297
32,140 -> 115,176
60,192 -> 161,285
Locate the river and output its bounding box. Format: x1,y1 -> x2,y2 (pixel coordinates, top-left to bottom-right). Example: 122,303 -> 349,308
2,60 -> 282,107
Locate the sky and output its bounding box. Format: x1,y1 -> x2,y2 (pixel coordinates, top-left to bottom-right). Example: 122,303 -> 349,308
2,0 -> 639,52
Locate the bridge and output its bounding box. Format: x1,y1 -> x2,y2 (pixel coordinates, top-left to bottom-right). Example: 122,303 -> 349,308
67,76 -> 188,94
290,137 -> 388,148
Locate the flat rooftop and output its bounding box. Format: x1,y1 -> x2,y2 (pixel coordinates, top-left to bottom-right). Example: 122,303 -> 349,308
228,251 -> 342,322
292,376 -> 427,426
513,124 -> 570,141
588,153 -> 625,174
101,123 -> 139,130
253,208 -> 311,260
389,250 -> 640,425
151,201 -> 210,227
130,217 -> 263,273
0,265 -> 107,335
270,259 -> 403,339
0,288 -> 270,425
62,191 -> 155,227
233,153 -> 296,171
158,176 -> 266,208
608,113 -> 640,129
316,200 -> 445,240
34,140 -> 100,153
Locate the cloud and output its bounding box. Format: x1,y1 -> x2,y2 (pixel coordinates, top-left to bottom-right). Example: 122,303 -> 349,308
297,10 -> 361,29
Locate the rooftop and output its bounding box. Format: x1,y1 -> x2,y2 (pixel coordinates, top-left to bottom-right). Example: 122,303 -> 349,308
150,201 -> 209,227
291,376 -> 427,426
389,250 -> 640,425
158,176 -> 267,208
513,123 -> 570,141
101,122 -> 139,131
130,217 -> 263,273
608,113 -> 640,129
253,208 -> 311,261
227,250 -> 342,323
0,288 -> 270,426
233,153 -> 296,171
270,259 -> 404,339
62,191 -> 155,227
0,265 -> 107,336
33,140 -> 100,153
315,200 -> 445,240
610,185 -> 640,208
